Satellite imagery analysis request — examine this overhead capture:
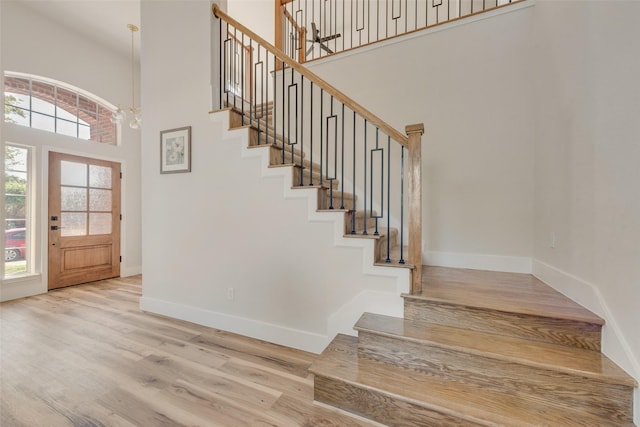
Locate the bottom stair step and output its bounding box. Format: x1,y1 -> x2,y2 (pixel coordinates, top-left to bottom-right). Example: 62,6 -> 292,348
309,334 -> 635,427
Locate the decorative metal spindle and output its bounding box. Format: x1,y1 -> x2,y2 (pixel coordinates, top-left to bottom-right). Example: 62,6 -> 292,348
351,111 -> 356,234
281,58 -> 285,164
266,52 -> 270,146
290,68 -> 296,167
340,103 -> 345,209
320,89 -> 324,188
399,145 -> 405,264
299,75 -> 305,186
362,119 -> 367,235
241,32 -> 245,124
272,55 -> 277,149
373,127 -> 380,237
386,135 -> 391,263
219,20 -> 223,109
310,82 -> 314,185
249,39 -> 253,128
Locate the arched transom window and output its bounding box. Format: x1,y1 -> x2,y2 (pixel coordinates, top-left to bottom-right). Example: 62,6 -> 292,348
4,73 -> 118,145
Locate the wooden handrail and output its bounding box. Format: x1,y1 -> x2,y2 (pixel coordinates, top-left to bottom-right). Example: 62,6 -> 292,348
213,3 -> 409,147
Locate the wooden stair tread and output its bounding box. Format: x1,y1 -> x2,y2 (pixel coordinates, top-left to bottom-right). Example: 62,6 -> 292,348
354,312 -> 636,387
344,226 -> 396,240
310,335 -> 634,427
408,266 -> 604,325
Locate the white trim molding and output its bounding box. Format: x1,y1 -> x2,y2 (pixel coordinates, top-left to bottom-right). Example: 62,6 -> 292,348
533,260 -> 640,383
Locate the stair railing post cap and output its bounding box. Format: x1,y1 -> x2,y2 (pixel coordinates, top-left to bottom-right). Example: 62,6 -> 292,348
405,123 -> 424,136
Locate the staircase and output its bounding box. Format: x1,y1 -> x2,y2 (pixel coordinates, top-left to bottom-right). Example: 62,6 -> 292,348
224,102 -> 411,270
310,266 -> 637,426
219,102 -> 637,425
212,7 -> 637,425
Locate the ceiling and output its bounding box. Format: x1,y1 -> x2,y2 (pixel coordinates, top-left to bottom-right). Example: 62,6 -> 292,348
17,0 -> 141,59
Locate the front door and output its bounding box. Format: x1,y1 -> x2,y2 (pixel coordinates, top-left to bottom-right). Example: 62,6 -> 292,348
48,152 -> 121,290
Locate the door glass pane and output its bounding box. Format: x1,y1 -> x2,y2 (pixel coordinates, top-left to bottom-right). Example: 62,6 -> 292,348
89,213 -> 111,235
89,165 -> 111,189
61,212 -> 87,236
61,187 -> 87,211
89,189 -> 111,211
61,161 -> 87,186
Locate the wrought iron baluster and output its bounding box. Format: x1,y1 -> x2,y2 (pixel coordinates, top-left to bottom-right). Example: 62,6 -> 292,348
399,145 -> 405,264
310,82 -> 314,185
386,135 -> 391,263
241,32 -> 245,125
320,89 -> 324,187
371,127 -> 381,236
266,52 -> 270,146
362,119 -> 367,235
340,103 -> 345,209
281,58 -> 285,164
351,111 -> 356,234
299,75 -> 305,186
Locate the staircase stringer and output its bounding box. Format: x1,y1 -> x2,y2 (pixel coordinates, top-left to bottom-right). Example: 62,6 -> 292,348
213,108 -> 410,294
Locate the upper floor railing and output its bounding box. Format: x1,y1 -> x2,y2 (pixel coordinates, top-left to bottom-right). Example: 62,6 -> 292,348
212,4 -> 424,292
277,0 -> 524,62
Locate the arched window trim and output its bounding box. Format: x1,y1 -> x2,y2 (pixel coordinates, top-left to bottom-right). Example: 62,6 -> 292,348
4,71 -> 120,146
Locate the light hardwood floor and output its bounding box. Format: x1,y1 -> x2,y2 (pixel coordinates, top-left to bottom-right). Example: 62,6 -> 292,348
0,276 -> 379,427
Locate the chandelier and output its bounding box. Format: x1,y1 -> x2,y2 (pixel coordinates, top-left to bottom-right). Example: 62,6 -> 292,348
111,24 -> 141,129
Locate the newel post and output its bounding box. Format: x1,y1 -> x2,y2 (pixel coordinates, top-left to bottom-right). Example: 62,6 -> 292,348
405,123 -> 424,294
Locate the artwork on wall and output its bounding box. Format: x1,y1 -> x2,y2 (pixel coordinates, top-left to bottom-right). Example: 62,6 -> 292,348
160,126 -> 191,174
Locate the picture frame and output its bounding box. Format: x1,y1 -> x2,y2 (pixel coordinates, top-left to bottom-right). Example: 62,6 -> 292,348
160,126 -> 191,174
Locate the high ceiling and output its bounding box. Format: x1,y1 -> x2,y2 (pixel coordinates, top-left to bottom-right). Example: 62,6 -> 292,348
17,0 -> 141,59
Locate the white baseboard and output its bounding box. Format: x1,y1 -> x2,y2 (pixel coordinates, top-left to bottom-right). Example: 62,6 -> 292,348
121,265 -> 142,277
426,251 -> 532,273
139,296 -> 329,354
533,260 -> 640,383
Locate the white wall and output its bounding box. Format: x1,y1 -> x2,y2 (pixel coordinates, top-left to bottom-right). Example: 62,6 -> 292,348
139,0 -> 407,353
532,0 -> 640,391
228,0 -> 274,44
306,4 -> 536,272
0,1 -> 142,300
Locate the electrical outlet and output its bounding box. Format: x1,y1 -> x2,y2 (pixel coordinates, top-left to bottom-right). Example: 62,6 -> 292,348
226,287 -> 235,301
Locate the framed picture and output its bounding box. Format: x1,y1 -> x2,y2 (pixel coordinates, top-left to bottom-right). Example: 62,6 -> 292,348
160,126 -> 191,174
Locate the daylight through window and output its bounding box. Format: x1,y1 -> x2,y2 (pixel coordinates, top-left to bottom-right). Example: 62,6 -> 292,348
4,145 -> 30,277
4,73 -> 118,145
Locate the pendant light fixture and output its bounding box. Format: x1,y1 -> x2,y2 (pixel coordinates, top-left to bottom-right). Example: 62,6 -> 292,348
111,24 -> 141,129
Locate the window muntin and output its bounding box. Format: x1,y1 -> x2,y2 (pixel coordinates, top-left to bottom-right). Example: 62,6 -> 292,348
4,73 -> 118,145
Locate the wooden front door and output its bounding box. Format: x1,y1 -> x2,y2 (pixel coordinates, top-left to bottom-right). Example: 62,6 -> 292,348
48,152 -> 121,290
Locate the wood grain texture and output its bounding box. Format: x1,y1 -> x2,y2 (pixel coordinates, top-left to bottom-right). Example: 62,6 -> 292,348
311,335 -> 636,427
404,297 -> 603,350
404,266 -> 604,350
356,314 -> 634,423
405,124 -> 424,294
0,277 -> 380,427
415,266 -> 604,325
